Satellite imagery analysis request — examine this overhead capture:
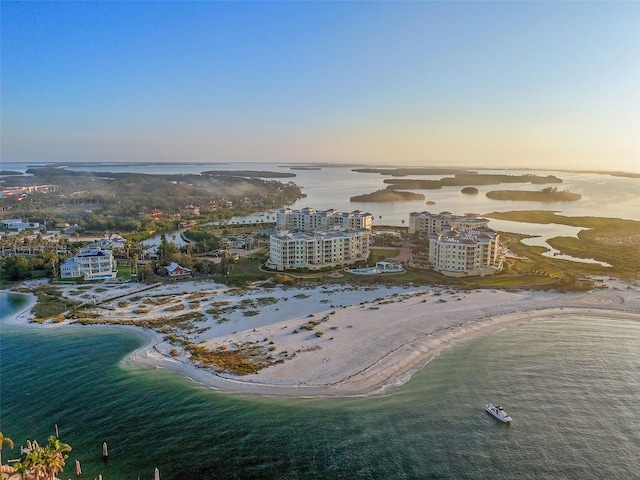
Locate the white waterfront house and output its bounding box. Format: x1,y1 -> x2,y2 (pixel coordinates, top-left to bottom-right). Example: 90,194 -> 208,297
276,207 -> 373,232
60,247 -> 117,280
268,228 -> 370,271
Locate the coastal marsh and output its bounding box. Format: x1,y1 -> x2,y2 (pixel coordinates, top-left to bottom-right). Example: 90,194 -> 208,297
486,211 -> 640,282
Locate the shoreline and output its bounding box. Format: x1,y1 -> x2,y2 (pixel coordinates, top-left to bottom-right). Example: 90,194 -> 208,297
1,289 -> 38,327
123,304 -> 640,398
4,280 -> 640,398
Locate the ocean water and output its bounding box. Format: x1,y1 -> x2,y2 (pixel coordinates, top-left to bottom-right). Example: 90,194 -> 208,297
1,292 -> 639,479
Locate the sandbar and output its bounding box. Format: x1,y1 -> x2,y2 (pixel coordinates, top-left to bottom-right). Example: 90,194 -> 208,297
4,278 -> 640,398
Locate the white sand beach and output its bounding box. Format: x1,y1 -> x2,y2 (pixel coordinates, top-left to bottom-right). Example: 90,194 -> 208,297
5,278 -> 640,397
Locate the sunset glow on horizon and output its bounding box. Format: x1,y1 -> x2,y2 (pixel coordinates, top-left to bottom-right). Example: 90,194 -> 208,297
2,1 -> 639,172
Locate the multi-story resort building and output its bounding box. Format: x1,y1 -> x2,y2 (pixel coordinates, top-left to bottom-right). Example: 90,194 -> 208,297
428,228 -> 500,276
408,211 -> 490,234
60,247 -> 117,280
267,228 -> 370,271
276,207 -> 373,232
408,211 -> 501,276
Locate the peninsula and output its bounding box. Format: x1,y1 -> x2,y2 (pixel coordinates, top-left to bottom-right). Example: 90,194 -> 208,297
6,277 -> 639,398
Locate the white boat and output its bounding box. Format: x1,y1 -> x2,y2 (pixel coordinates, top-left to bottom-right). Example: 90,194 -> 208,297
485,403 -> 512,423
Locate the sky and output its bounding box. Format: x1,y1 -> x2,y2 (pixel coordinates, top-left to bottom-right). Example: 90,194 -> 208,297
2,1 -> 639,172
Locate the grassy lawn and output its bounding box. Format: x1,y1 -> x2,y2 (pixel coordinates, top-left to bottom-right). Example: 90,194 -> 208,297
370,247 -> 400,260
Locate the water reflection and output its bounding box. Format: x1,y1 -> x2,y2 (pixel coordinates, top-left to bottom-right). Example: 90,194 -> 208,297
488,219 -> 612,267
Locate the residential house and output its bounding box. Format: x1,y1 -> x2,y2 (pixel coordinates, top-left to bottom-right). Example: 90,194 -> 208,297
165,262 -> 192,279
60,248 -> 117,280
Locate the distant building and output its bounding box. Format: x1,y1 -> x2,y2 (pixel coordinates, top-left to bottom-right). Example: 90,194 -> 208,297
374,260 -> 404,273
149,209 -> 167,219
1,184 -> 57,199
60,248 -> 117,280
0,192 -> 26,201
268,229 -> 370,271
408,211 -> 490,235
1,219 -> 41,232
182,204 -> 200,216
164,262 -> 192,279
276,207 -> 373,232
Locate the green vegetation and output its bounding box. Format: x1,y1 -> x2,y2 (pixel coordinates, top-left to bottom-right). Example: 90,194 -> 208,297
370,247 -> 400,261
0,432 -> 14,467
349,173 -> 564,202
485,211 -> 640,282
200,170 -> 296,178
1,167 -> 303,236
73,311 -> 206,332
180,228 -> 222,253
24,285 -> 80,321
0,167 -> 302,286
352,167 -> 473,176
184,341 -> 284,375
1,435 -> 72,480
350,190 -> 425,202
356,166 -> 640,181
379,172 -> 562,188
485,187 -> 581,202
164,303 -> 186,312
0,253 -> 59,282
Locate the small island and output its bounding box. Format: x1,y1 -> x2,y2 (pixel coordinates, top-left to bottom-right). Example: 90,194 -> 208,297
350,189 -> 425,202
289,166 -> 322,171
461,187 -> 479,194
201,170 -> 296,178
383,173 -> 563,189
486,187 -> 581,202
352,167 -> 472,176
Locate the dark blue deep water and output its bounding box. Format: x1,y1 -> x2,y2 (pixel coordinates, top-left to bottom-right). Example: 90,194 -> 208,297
1,292 -> 639,479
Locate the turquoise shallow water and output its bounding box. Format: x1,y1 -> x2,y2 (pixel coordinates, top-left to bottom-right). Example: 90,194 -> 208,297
1,291 -> 639,479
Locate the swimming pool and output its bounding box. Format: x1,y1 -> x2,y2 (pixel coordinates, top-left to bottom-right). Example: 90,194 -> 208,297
345,267 -> 381,275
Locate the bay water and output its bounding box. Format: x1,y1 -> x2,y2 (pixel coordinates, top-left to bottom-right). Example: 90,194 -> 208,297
3,162 -> 640,226
1,291 -> 639,479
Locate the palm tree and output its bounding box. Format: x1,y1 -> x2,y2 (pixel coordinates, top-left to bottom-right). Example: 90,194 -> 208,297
0,235 -> 10,256
42,436 -> 71,480
12,460 -> 29,480
15,436 -> 71,480
0,431 -> 14,466
26,449 -> 47,480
